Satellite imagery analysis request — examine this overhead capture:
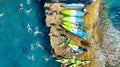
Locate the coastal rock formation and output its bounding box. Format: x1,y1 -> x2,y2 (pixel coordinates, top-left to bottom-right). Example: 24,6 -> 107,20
44,0 -> 101,67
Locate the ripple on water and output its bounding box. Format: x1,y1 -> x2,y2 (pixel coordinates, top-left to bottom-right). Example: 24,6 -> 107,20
108,6 -> 120,31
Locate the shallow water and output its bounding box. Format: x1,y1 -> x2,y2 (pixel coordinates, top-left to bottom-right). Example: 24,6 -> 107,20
0,0 -> 60,67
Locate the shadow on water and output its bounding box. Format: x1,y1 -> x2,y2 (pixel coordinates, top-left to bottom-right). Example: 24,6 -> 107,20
45,0 -> 93,4
37,0 -> 52,53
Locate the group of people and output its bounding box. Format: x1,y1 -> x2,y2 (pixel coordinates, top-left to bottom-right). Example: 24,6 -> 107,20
19,2 -> 32,15
20,1 -> 46,62
26,24 -> 42,36
45,3 -> 92,61
45,4 -> 59,16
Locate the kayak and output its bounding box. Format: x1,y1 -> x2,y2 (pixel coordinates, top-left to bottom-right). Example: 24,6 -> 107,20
63,22 -> 87,30
56,59 -> 76,63
61,17 -> 84,23
68,44 -> 84,53
69,61 -> 91,67
56,59 -> 69,63
56,59 -> 90,66
60,10 -> 84,16
61,3 -> 86,9
61,24 -> 88,39
69,64 -> 78,67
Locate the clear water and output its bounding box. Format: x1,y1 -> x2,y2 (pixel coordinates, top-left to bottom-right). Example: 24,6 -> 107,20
0,0 -> 60,67
106,0 -> 120,31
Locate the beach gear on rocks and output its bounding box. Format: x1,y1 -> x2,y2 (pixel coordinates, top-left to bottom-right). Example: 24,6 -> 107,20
61,17 -> 84,23
60,10 -> 84,16
61,24 -> 88,39
63,22 -> 87,30
67,44 -> 84,53
61,3 -> 86,9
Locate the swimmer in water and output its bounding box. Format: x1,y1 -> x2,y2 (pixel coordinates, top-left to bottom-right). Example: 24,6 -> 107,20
45,57 -> 49,62
0,13 -> 4,18
27,24 -> 32,32
19,3 -> 23,14
36,42 -> 43,50
30,44 -> 34,50
26,8 -> 32,15
27,55 -> 35,61
27,0 -> 31,5
34,27 -> 41,36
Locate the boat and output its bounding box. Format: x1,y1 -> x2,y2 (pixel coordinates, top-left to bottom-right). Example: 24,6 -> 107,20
61,3 -> 86,9
61,24 -> 88,39
60,10 -> 84,16
67,44 -> 84,53
61,17 -> 84,23
63,22 -> 87,30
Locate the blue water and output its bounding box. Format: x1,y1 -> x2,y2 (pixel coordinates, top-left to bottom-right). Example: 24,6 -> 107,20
106,0 -> 120,31
0,0 -> 60,67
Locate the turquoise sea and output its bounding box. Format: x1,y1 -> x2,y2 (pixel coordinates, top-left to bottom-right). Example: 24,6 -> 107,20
0,0 -> 60,67
106,0 -> 120,31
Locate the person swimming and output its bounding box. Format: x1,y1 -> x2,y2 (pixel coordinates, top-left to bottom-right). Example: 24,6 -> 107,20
26,8 -> 32,15
27,0 -> 31,5
27,55 -> 35,61
45,57 -> 49,62
0,13 -> 4,18
27,24 -> 32,32
34,27 -> 41,36
19,3 -> 23,14
36,41 -> 43,49
30,44 -> 34,50
22,45 -> 28,54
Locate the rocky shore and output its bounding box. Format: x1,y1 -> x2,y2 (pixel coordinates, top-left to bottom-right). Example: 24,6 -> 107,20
44,0 -> 101,67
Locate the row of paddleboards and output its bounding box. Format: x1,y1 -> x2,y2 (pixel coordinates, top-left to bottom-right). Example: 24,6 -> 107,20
61,24 -> 88,39
57,4 -> 90,66
59,2 -> 89,40
61,3 -> 86,9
